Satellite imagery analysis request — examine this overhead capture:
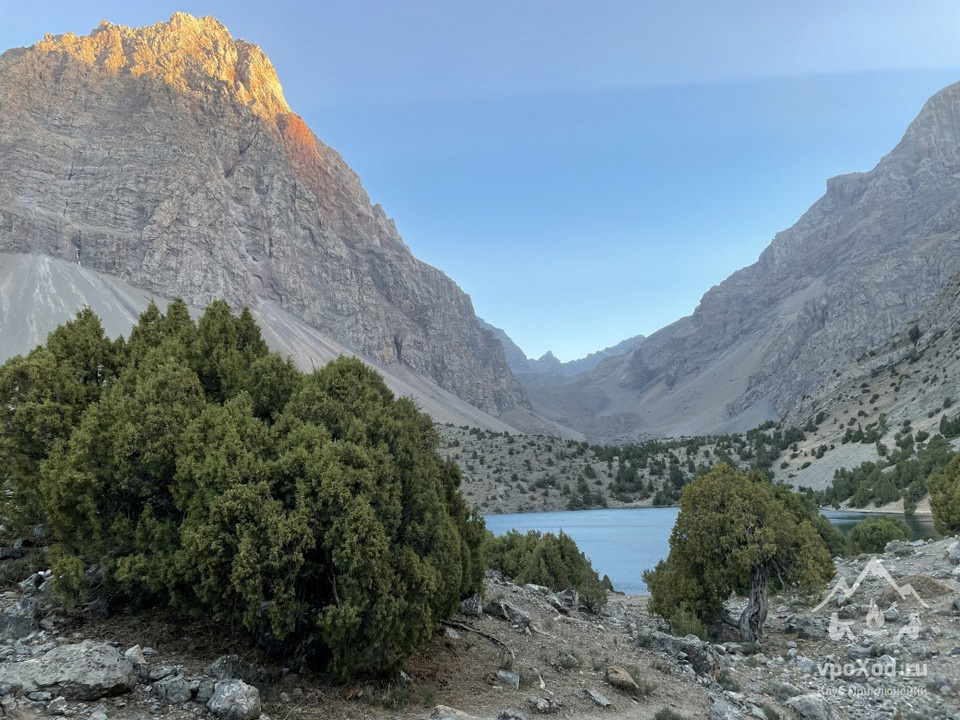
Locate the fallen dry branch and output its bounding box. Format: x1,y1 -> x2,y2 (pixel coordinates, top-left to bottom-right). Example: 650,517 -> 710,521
441,620 -> 515,658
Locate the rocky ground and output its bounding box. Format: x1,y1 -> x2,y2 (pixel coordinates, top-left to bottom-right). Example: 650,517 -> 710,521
0,536 -> 958,720
437,426 -> 617,514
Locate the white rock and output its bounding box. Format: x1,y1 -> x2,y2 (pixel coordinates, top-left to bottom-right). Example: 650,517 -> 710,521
206,680 -> 261,720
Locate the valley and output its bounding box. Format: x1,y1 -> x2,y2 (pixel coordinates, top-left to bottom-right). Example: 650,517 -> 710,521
1,11 -> 960,720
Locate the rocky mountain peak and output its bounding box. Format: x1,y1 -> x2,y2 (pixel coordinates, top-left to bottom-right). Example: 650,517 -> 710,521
0,15 -> 531,420
34,13 -> 289,121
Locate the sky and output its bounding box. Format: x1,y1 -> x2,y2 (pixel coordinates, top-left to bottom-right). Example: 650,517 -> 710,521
4,2 -> 960,361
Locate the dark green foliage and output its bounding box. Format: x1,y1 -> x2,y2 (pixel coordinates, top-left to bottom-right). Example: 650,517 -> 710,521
846,517 -> 910,554
644,464 -> 833,639
940,412 -> 960,439
928,454 -> 960,535
908,324 -> 921,346
820,434 -> 955,510
0,308 -> 122,528
484,530 -> 607,610
5,302 -> 484,678
667,606 -> 708,639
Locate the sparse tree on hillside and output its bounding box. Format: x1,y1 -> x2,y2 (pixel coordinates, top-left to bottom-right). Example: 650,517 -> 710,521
644,463 -> 834,642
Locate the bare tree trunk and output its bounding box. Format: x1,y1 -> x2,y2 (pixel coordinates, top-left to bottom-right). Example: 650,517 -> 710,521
738,565 -> 768,642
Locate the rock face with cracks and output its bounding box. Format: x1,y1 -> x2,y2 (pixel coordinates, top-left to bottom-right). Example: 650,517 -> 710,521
0,13 -> 526,417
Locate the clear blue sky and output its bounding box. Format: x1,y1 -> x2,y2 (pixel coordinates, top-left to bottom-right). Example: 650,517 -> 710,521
4,2 -> 960,361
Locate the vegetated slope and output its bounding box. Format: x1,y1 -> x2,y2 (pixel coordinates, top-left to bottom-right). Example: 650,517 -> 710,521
0,14 -> 528,419
771,269 -> 960,498
438,423 -> 804,514
527,81 -> 960,442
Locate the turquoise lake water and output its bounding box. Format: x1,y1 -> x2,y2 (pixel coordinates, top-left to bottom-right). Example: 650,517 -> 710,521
484,507 -> 931,594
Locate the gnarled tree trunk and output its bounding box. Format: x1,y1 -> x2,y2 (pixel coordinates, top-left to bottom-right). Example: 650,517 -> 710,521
738,565 -> 768,642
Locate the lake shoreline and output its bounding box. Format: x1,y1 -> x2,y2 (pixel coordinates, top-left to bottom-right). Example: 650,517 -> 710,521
832,505 -> 933,517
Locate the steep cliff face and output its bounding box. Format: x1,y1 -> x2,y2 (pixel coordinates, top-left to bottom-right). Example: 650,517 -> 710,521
0,14 -> 526,415
528,81 -> 960,440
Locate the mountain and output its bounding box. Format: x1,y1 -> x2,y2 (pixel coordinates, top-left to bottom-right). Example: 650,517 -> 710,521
0,14 -> 534,424
528,80 -> 960,441
479,319 -> 644,377
766,266 -> 960,493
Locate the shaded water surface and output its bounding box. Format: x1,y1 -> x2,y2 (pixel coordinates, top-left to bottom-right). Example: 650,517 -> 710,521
485,508 -> 933,594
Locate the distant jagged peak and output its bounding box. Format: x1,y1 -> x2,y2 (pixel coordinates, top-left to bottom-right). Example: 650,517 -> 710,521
33,12 -> 290,121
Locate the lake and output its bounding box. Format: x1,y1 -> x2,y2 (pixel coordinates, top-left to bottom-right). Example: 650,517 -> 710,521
485,508 -> 678,594
485,507 -> 931,595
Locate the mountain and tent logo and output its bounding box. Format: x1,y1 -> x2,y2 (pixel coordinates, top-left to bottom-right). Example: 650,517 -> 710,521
812,557 -> 928,643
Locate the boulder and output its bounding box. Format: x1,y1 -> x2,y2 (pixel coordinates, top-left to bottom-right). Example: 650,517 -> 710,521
786,693 -> 835,720
580,689 -> 611,707
485,600 -> 531,629
460,594 -> 483,617
46,696 -> 67,715
0,615 -> 38,641
496,670 -> 520,689
555,589 -> 578,612
498,711 -> 528,720
770,681 -> 802,698
430,706 -> 485,720
206,679 -> 261,720
605,666 -> 639,694
154,674 -> 192,704
645,630 -> 718,677
947,540 -> 960,565
709,697 -> 743,720
602,603 -> 627,622
207,655 -> 265,686
526,695 -> 553,713
0,642 -> 135,700
4,597 -> 37,620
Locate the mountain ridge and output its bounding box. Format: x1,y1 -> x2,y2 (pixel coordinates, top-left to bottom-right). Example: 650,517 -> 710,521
479,319 -> 644,377
524,80 -> 960,441
0,14 -> 530,420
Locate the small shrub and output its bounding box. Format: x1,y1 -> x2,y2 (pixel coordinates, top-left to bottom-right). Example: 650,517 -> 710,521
717,669 -> 741,692
484,530 -> 607,609
762,705 -> 781,720
846,516 -> 910,554
668,606 -> 708,640
654,709 -> 687,720
740,641 -> 762,656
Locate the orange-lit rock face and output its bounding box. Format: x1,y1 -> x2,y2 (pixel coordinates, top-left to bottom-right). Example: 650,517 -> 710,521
33,13 -> 290,122
0,12 -> 529,417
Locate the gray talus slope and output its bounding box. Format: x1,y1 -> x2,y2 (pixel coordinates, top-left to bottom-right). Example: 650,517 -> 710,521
0,252 -> 558,434
0,13 -> 526,417
531,81 -> 960,441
